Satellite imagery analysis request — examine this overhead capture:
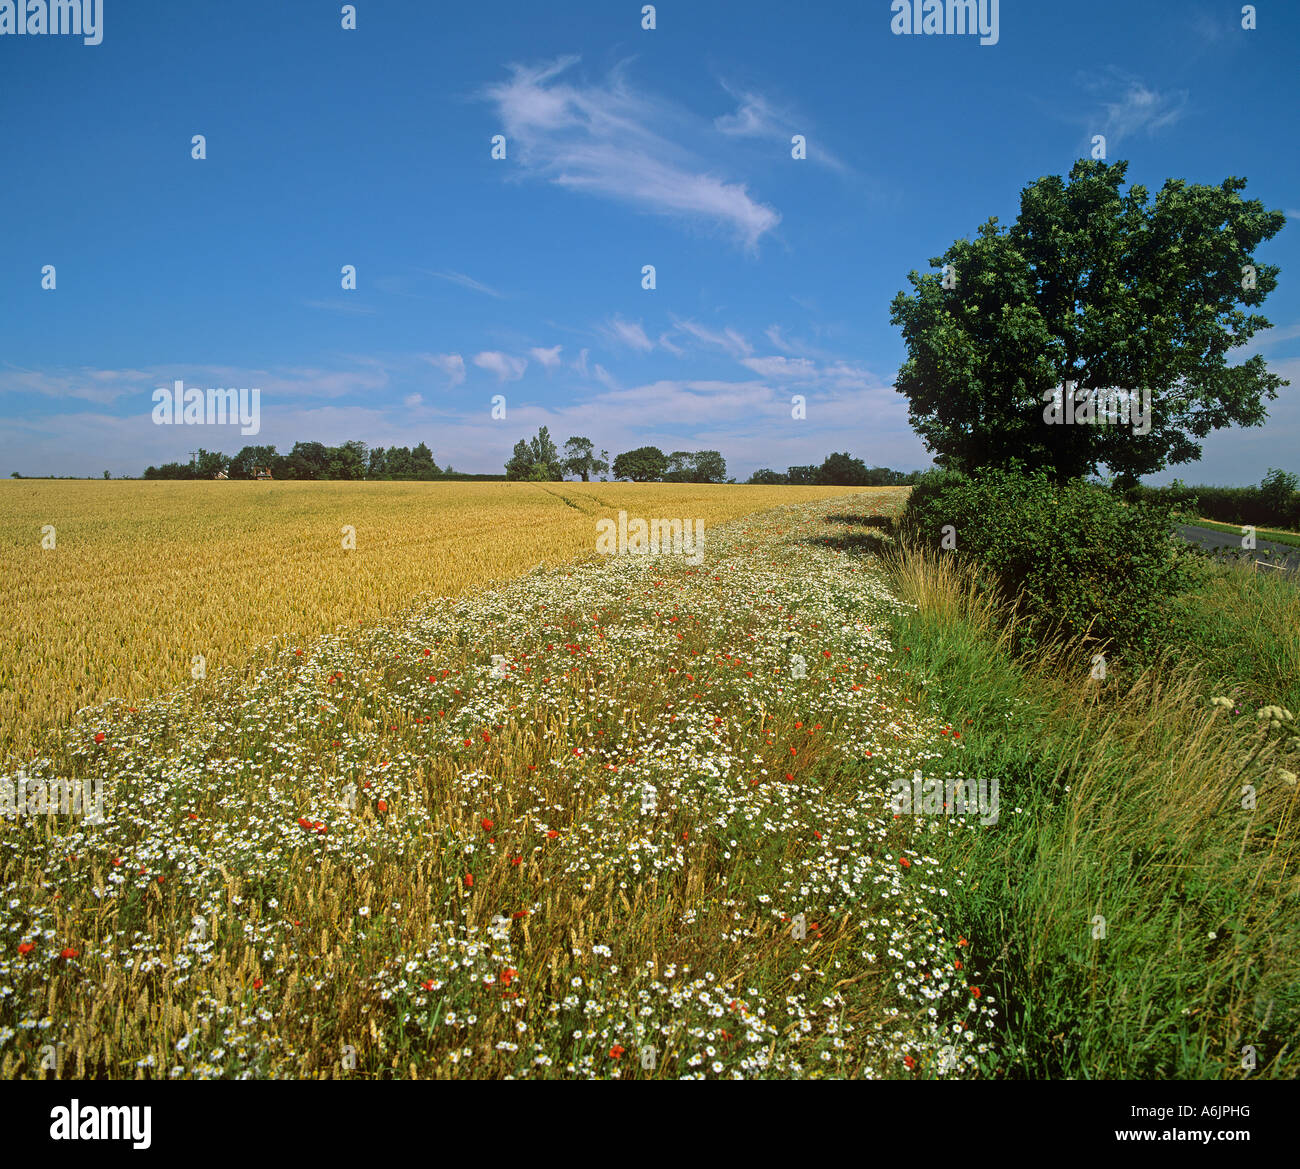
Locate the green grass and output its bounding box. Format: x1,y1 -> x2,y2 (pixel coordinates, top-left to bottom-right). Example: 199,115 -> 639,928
835,527 -> 1300,1079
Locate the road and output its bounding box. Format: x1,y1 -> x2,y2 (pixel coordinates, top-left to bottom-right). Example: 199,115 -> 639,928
1175,522 -> 1300,577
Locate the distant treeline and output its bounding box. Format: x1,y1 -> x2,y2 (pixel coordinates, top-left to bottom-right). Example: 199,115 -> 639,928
747,453 -> 922,487
134,437 -> 924,487
143,442 -> 481,481
1131,468 -> 1300,530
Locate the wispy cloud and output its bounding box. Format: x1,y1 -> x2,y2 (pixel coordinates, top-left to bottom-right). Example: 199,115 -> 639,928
473,351 -> 528,382
423,269 -> 505,298
670,317 -> 753,358
421,353 -> 466,387
600,317 -> 654,352
1082,72 -> 1188,147
0,363 -> 390,405
741,355 -> 818,380
714,82 -> 849,173
482,56 -> 781,250
529,345 -> 564,370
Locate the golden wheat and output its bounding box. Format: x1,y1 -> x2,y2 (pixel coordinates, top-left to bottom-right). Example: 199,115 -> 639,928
0,480 -> 884,759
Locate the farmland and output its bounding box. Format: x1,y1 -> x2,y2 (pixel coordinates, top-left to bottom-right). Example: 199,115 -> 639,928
0,480 -> 875,763
0,487 -> 999,1079
2,481 -> 1295,1080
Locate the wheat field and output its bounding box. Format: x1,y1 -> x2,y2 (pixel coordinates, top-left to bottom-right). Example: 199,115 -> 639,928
0,480 -> 878,761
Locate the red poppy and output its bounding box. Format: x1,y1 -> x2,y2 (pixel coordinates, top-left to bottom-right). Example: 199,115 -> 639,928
481,818 -> 493,831
609,1045 -> 625,1059
93,732 -> 105,744
501,968 -> 517,986
60,948 -> 78,959
547,829 -> 558,839
463,873 -> 474,887
421,979 -> 435,991
970,986 -> 981,999
377,800 -> 388,813
903,1054 -> 916,1070
899,857 -> 911,869
512,910 -> 529,919
253,978 -> 263,990
511,856 -> 522,866
18,942 -> 34,955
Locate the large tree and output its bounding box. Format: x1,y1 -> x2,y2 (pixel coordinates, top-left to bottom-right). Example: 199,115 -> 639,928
505,428 -> 563,480
817,452 -> 869,486
890,159 -> 1288,482
612,446 -> 667,482
562,436 -> 608,481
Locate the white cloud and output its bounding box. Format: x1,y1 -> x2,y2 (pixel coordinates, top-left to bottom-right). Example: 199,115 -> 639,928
404,393 -> 424,407
741,355 -> 819,380
529,345 -> 564,370
482,57 -> 781,250
473,351 -> 528,382
601,317 -> 654,352
421,353 -> 466,387
424,270 -> 504,298
714,82 -> 849,173
573,348 -> 590,377
670,318 -> 753,358
1084,74 -> 1188,146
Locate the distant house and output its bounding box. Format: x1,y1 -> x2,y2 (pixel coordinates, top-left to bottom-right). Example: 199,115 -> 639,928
213,470 -> 229,480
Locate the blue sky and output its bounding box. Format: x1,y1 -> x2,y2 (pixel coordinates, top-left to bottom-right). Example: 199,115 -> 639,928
1,0 -> 1296,484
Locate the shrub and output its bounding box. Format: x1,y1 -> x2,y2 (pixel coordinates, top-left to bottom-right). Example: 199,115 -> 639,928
900,466 -> 1195,659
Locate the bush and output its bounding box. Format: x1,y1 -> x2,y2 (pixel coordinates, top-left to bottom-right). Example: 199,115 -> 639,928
1134,470 -> 1300,530
900,466 -> 1195,659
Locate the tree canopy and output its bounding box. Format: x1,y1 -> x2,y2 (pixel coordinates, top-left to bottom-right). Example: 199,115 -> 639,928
890,159 -> 1288,481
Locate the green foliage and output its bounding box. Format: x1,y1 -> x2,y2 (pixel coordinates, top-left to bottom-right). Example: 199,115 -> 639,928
561,436 -> 608,482
663,450 -> 728,483
891,159 -> 1289,480
1135,468 -> 1300,529
817,452 -> 870,486
504,429 -> 562,481
901,466 -> 1195,659
612,446 -> 668,482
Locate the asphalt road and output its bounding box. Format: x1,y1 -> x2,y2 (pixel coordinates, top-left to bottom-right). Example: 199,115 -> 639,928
1175,522 -> 1300,577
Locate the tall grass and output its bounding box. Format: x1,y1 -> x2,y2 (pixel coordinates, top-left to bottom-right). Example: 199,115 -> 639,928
879,540 -> 1300,1078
